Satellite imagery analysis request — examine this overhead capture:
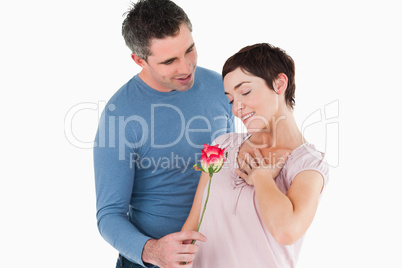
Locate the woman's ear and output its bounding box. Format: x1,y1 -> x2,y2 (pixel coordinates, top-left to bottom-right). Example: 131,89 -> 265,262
274,73 -> 288,95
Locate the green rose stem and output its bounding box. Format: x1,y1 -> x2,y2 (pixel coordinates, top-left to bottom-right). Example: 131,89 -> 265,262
191,173 -> 213,244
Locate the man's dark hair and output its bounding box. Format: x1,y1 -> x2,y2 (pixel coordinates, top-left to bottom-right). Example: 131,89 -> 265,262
122,0 -> 192,60
222,43 -> 296,109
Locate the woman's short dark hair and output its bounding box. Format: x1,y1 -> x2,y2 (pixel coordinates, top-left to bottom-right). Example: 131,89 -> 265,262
122,0 -> 192,60
222,43 -> 296,109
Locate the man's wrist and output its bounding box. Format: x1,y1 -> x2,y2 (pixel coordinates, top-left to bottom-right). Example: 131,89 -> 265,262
142,238 -> 157,264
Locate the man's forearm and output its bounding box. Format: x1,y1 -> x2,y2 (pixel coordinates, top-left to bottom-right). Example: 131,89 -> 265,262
97,213 -> 152,266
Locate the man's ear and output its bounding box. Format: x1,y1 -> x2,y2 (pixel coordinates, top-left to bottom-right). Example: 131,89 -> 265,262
274,73 -> 288,95
131,53 -> 146,68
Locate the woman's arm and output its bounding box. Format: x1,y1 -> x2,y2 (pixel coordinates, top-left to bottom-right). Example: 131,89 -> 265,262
236,148 -> 324,245
181,171 -> 211,231
254,169 -> 323,245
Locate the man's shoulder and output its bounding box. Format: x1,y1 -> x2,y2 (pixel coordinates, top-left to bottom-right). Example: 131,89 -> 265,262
193,66 -> 223,92
195,66 -> 221,80
104,75 -> 145,114
108,76 -> 139,102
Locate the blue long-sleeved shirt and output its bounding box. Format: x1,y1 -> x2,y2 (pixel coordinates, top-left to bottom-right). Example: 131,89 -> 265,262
94,67 -> 234,267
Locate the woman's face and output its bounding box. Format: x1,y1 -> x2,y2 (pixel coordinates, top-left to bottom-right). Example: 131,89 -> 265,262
224,67 -> 280,133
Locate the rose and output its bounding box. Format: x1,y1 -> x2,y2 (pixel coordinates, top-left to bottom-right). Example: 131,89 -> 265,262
191,144 -> 226,244
193,144 -> 225,173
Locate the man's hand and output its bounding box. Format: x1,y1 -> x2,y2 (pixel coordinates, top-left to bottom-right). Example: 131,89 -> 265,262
142,230 -> 207,268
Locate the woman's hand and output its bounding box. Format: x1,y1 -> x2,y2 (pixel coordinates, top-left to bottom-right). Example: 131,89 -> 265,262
236,148 -> 289,185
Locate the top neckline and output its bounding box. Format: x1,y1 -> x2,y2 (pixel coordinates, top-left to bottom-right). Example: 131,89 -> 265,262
235,133 -> 315,164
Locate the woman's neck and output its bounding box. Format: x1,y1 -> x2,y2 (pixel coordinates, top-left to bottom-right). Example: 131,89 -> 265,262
248,110 -> 305,150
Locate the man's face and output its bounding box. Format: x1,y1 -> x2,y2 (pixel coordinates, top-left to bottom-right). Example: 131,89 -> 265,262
139,24 -> 198,92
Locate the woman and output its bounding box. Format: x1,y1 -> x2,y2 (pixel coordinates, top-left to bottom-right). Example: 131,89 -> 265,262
182,43 -> 329,267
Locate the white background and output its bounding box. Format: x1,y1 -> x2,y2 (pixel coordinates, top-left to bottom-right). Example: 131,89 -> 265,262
1,0 -> 401,267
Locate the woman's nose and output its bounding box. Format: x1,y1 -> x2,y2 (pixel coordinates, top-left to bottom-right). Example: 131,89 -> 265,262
233,101 -> 244,117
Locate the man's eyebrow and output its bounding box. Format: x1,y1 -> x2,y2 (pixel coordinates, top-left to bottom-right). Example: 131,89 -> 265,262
186,43 -> 195,53
159,43 -> 195,65
159,56 -> 177,65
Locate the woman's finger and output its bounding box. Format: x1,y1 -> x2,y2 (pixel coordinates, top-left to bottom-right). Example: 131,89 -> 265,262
253,148 -> 265,166
240,154 -> 251,173
235,168 -> 248,181
244,152 -> 257,169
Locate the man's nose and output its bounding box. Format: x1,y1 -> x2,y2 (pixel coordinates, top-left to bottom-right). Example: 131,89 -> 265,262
177,58 -> 191,74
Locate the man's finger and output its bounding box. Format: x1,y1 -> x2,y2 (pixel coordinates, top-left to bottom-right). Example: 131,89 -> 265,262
175,230 -> 207,243
176,252 -> 197,263
180,260 -> 194,267
180,243 -> 200,254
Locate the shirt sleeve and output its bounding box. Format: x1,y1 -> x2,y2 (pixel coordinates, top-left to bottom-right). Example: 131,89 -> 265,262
286,146 -> 330,196
93,109 -> 151,267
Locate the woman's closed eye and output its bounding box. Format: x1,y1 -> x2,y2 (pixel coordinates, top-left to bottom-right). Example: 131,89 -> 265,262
242,90 -> 251,96
227,92 -> 250,104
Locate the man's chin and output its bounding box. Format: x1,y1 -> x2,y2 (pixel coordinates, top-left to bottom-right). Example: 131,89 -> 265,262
174,80 -> 195,92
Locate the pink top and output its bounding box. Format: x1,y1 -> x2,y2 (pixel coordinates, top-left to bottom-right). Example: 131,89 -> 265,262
193,133 -> 329,268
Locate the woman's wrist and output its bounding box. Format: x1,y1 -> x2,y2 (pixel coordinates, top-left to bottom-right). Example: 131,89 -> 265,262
252,169 -> 274,187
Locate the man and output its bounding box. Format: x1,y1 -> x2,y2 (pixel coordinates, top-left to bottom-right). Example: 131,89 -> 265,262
93,0 -> 234,267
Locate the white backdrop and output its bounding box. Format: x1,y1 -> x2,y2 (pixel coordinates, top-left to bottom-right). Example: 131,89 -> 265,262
1,0 -> 401,267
